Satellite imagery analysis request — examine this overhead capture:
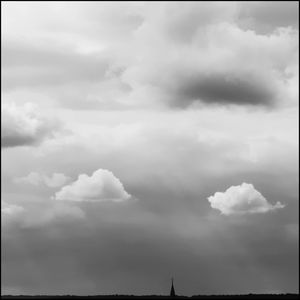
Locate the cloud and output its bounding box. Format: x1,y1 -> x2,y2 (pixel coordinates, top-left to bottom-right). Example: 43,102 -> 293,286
2,200 -> 85,228
1,3 -> 298,296
1,202 -> 25,216
2,41 -> 109,91
2,2 -> 298,110
14,172 -> 70,188
43,173 -> 70,188
171,71 -> 276,107
238,2 -> 299,34
1,102 -> 60,148
148,2 -> 239,43
32,203 -> 85,226
121,17 -> 297,109
208,183 -> 285,215
54,169 -> 131,202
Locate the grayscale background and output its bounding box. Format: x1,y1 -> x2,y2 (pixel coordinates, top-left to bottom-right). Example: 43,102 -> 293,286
1,1 -> 299,296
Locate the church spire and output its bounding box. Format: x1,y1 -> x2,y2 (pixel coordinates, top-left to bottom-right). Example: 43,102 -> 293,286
170,277 -> 176,297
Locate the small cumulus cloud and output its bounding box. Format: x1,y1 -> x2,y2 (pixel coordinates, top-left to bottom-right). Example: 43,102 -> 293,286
14,172 -> 70,188
207,183 -> 284,215
1,102 -> 60,148
54,169 -> 131,202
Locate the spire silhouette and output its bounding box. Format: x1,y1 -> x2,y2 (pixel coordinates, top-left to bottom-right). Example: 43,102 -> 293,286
170,277 -> 176,297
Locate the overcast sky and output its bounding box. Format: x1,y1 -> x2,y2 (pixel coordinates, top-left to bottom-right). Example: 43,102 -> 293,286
1,1 -> 299,296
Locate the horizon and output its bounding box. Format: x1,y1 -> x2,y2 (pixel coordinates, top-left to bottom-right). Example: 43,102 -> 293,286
1,292 -> 299,297
1,1 -> 299,297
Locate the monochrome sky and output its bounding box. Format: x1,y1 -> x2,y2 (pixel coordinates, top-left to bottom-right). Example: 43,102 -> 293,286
1,1 -> 299,296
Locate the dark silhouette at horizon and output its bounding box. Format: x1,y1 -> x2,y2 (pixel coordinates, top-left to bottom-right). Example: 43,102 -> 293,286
1,277 -> 299,299
1,293 -> 299,300
170,278 -> 176,297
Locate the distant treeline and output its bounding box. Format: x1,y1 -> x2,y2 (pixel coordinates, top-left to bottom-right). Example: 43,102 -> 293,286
1,294 -> 299,300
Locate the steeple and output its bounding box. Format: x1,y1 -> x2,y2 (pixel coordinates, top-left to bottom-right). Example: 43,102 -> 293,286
170,277 -> 176,297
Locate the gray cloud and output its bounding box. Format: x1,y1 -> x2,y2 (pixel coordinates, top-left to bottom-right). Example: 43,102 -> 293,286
2,2 -> 298,110
1,191 -> 86,228
1,102 -> 61,148
2,205 -> 298,295
156,2 -> 238,43
1,2 -> 298,296
170,72 -> 277,107
2,133 -> 298,294
121,14 -> 297,109
14,172 -> 70,188
238,2 -> 299,34
2,42 -> 109,91
159,2 -> 299,41
2,202 -> 25,216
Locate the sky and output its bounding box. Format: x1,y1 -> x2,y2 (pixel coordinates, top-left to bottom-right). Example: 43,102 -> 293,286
1,1 -> 299,296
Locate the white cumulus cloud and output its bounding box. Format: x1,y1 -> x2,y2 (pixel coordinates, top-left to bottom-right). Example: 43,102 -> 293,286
208,183 -> 284,215
54,169 -> 131,202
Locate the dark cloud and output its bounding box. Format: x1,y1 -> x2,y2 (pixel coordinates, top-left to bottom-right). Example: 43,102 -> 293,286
1,103 -> 60,148
2,135 -> 40,148
170,72 -> 276,108
1,127 -> 56,148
